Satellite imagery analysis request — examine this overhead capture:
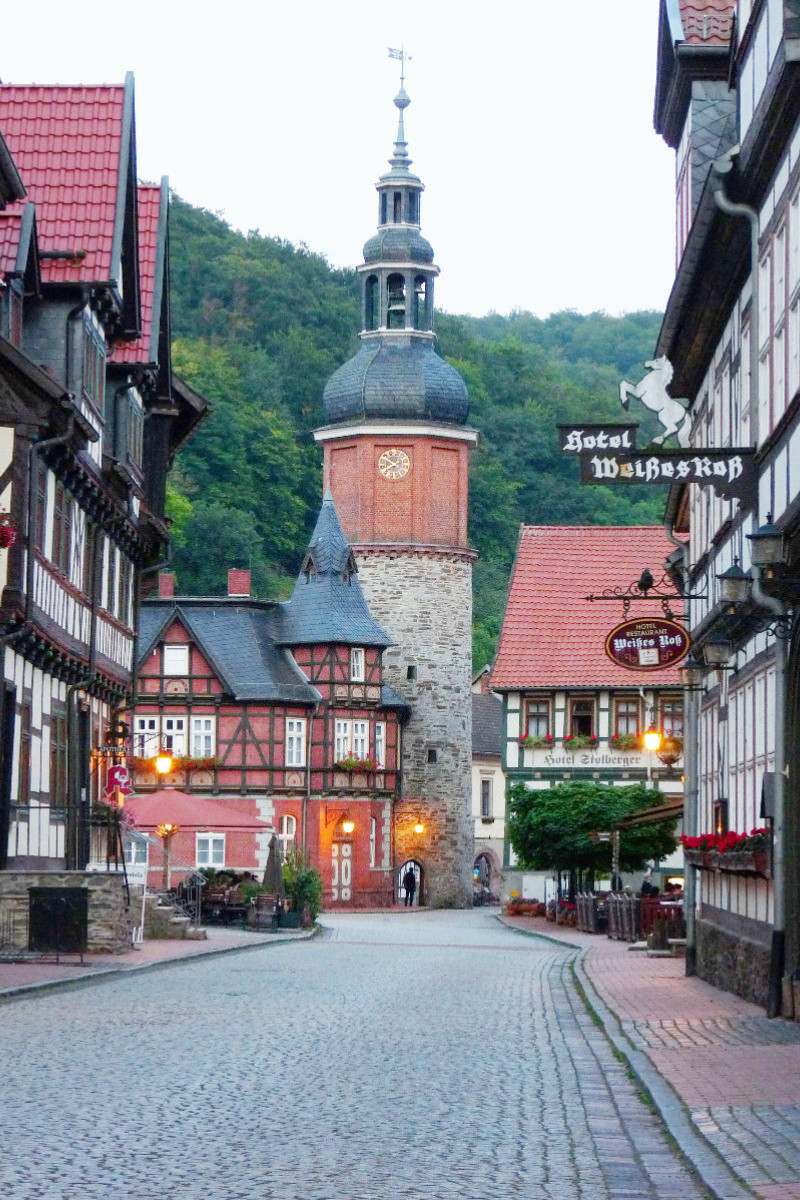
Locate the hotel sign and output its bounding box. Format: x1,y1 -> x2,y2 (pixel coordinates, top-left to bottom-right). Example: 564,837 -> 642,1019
605,616 -> 690,671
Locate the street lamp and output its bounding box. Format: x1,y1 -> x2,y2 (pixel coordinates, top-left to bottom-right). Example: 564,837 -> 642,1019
717,558 -> 752,606
341,818 -> 355,835
643,724 -> 662,752
680,653 -> 705,688
414,822 -> 425,835
701,634 -> 733,668
155,751 -> 173,776
155,822 -> 179,890
747,514 -> 786,571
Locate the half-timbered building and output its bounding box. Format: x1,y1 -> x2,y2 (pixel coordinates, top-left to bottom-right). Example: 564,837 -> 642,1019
0,78 -> 205,948
132,493 -> 409,907
653,0 -> 800,1010
491,526 -> 685,903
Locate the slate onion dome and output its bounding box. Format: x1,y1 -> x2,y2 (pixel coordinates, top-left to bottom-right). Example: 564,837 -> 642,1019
322,85 -> 469,426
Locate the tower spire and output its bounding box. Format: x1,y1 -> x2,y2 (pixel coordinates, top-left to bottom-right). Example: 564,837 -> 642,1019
388,46 -> 413,173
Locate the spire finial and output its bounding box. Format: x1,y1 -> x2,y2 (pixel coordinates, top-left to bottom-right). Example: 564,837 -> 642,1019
388,45 -> 413,171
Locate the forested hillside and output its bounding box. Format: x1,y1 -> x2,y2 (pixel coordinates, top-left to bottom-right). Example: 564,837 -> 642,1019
167,197 -> 665,666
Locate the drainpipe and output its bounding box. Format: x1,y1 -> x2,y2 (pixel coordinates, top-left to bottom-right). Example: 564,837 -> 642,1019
303,700 -> 320,853
664,518 -> 698,973
751,569 -> 787,1017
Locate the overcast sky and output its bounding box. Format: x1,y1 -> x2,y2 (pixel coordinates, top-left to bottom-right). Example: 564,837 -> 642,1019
2,0 -> 675,319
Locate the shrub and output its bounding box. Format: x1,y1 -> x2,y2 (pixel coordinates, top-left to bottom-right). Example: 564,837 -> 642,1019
282,849 -> 323,920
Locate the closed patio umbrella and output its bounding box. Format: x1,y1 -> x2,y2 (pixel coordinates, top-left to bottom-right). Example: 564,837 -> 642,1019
262,833 -> 285,895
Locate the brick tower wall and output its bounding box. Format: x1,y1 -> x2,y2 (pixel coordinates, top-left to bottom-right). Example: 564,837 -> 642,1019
353,547 -> 475,907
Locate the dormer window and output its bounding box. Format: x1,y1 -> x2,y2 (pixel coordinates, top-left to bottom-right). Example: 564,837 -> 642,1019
164,644 -> 189,676
82,318 -> 106,417
351,647 -> 365,682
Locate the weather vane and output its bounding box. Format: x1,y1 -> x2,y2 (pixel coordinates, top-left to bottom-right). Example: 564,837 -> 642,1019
388,45 -> 412,87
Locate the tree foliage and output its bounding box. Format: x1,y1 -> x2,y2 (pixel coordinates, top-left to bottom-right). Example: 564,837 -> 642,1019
506,779 -> 677,877
168,197 -> 666,655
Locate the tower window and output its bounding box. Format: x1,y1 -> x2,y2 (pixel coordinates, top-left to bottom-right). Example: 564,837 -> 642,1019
365,275 -> 379,331
427,748 -> 438,764
408,192 -> 419,224
414,276 -> 427,330
380,193 -> 387,224
393,191 -> 402,222
387,274 -> 405,329
407,665 -> 417,681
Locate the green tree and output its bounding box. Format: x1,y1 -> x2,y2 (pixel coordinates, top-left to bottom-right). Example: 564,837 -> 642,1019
171,500 -> 284,598
506,779 -> 677,882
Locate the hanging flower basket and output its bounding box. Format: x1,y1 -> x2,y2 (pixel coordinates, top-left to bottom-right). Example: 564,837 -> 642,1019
0,512 -> 18,549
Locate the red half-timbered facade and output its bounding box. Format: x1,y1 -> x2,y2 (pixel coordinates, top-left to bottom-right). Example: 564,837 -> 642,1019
132,494 -> 409,907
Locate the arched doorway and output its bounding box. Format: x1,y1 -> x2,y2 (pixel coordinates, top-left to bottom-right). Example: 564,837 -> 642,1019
398,859 -> 424,907
473,851 -> 496,905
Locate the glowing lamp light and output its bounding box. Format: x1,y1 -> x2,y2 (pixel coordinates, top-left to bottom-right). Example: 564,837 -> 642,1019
643,725 -> 662,752
414,822 -> 425,835
341,819 -> 355,835
155,753 -> 173,775
155,822 -> 179,839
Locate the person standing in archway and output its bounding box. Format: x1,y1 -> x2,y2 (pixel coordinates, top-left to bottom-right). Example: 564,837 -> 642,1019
402,865 -> 417,907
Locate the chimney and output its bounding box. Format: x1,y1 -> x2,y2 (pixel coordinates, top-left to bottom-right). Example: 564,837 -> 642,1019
228,568 -> 251,598
158,571 -> 175,598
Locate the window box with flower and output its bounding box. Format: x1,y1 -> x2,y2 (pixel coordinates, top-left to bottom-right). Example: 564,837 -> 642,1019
518,734 -> 554,750
680,829 -> 770,876
562,734 -> 599,750
334,755 -> 379,774
608,733 -> 640,752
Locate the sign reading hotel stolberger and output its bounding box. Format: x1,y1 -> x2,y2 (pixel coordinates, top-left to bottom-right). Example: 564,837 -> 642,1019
605,616 -> 690,671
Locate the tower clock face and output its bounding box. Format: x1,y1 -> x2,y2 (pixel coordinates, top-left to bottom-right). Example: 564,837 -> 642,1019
377,448 -> 411,480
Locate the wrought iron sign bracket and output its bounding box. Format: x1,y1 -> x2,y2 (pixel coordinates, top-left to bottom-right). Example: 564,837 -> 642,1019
584,568 -> 705,621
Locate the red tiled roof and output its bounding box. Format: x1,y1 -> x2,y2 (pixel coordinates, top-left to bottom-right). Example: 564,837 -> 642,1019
110,184 -> 160,364
491,526 -> 685,689
0,211 -> 22,275
678,1 -> 735,46
0,85 -> 125,284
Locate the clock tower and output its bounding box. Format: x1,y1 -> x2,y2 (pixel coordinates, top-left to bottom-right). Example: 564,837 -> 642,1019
314,79 -> 477,907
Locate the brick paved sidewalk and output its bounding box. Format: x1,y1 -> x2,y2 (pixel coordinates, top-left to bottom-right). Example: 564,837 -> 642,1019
502,914 -> 800,1200
0,925 -> 313,1000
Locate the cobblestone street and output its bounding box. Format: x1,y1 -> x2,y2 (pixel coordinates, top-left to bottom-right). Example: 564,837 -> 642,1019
0,910 -> 711,1200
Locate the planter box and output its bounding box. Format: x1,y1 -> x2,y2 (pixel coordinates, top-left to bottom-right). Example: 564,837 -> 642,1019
279,911 -> 302,929
684,847 -> 770,877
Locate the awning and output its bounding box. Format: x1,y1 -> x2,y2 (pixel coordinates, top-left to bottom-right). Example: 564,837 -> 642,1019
615,795 -> 684,830
125,789 -> 272,832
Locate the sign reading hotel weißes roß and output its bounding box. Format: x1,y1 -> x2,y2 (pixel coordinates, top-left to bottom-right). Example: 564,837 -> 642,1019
605,616 -> 690,671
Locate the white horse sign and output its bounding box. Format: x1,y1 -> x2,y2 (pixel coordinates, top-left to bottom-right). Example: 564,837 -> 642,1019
619,356 -> 691,447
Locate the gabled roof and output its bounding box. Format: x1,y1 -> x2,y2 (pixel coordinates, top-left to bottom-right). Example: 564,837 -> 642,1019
0,128 -> 25,208
0,202 -> 39,289
678,0 -> 734,45
275,492 -> 392,648
491,526 -> 685,690
110,180 -> 165,365
654,0 -> 734,146
138,601 -> 320,705
0,76 -> 139,328
473,693 -> 502,757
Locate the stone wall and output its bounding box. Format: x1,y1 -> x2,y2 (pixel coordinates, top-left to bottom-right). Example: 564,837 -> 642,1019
0,871 -> 130,953
357,549 -> 474,907
696,911 -> 770,1007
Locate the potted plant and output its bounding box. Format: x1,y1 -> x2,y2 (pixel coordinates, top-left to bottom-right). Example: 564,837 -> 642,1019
282,849 -> 323,927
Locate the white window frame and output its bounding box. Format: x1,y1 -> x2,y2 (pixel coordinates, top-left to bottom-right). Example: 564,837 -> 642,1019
163,644 -> 189,676
161,716 -> 186,755
133,716 -> 159,757
196,832 -> 225,868
190,716 -> 215,758
352,720 -> 368,759
286,718 -> 307,767
350,647 -> 365,682
278,814 -> 297,861
124,833 -> 148,865
335,719 -> 351,761
480,775 -> 493,819
375,722 -> 386,768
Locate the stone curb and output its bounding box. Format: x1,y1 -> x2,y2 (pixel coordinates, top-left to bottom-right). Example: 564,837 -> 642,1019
0,926 -> 319,1005
571,952 -> 755,1199
494,913 -> 582,950
495,916 -> 754,1200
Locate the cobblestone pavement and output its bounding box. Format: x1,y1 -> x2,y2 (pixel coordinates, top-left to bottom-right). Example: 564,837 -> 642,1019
504,916 -> 800,1200
0,909 -> 712,1200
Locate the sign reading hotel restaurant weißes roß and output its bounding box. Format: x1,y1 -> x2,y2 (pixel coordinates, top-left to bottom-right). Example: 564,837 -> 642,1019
605,616 -> 690,671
